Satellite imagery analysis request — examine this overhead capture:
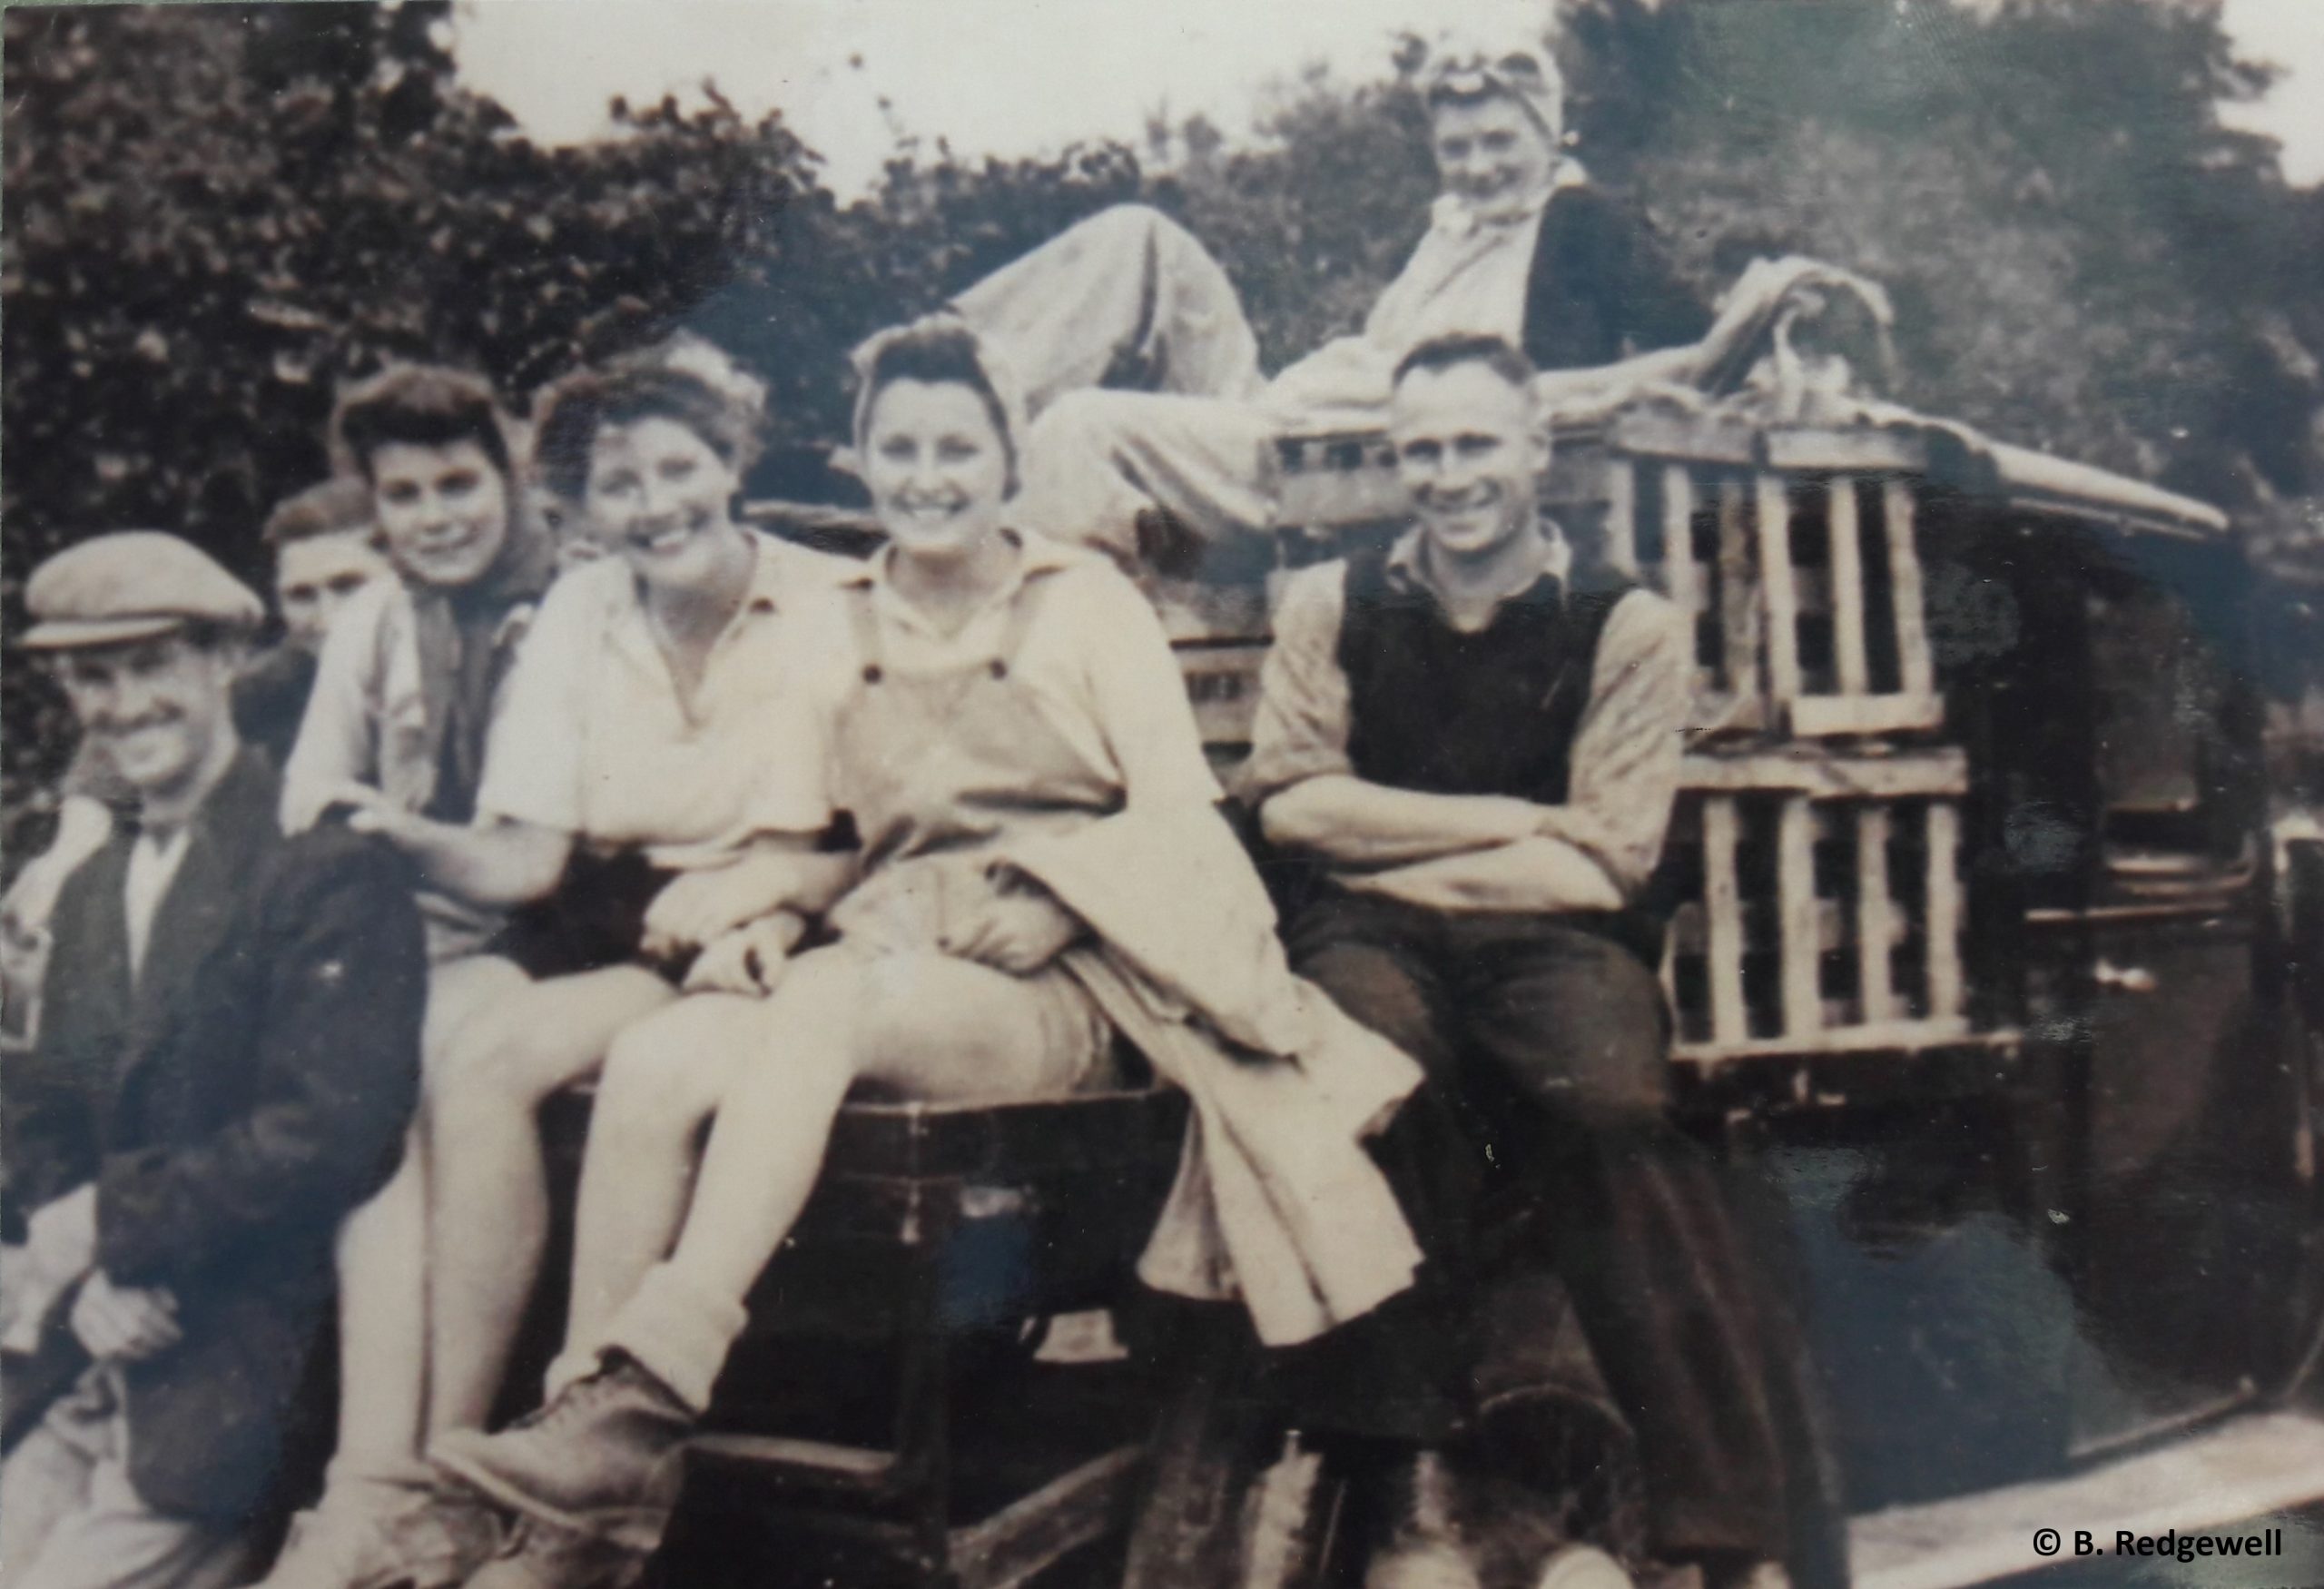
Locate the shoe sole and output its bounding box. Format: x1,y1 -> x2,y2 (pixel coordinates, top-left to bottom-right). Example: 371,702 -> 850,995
430,1446 -> 674,1558
429,1445 -> 606,1538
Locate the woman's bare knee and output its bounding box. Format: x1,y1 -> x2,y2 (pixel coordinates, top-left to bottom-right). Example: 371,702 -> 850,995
426,1008 -> 576,1121
595,1002 -> 750,1145
428,969 -> 672,1120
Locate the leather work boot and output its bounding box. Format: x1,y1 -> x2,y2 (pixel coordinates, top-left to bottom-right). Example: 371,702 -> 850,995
430,1355 -> 693,1535
255,1476 -> 503,1589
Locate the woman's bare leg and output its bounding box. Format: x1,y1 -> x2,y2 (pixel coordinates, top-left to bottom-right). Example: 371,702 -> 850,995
660,950 -> 1100,1316
425,952 -> 1106,1529
329,954 -> 528,1474
562,993 -> 763,1356
422,964 -> 677,1436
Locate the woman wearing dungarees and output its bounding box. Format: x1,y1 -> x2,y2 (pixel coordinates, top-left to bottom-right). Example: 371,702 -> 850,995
427,320 -> 1241,1581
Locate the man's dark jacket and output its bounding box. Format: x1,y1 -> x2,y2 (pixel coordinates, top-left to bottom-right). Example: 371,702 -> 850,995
4,748 -> 426,1522
1521,181 -> 1710,372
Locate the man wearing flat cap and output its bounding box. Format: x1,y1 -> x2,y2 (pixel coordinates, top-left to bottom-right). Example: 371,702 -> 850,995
0,533 -> 427,1589
860,30 -> 1707,568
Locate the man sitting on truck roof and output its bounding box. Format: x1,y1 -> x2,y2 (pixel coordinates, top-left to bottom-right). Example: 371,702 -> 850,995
1245,332 -> 1835,1589
884,30 -> 1707,571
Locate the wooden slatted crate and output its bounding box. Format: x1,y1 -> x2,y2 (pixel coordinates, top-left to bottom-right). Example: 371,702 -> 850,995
1659,750 -> 1971,1062
1600,421 -> 1943,741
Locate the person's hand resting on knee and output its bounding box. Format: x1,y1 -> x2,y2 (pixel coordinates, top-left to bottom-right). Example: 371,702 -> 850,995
682,910 -> 808,997
644,844 -> 855,966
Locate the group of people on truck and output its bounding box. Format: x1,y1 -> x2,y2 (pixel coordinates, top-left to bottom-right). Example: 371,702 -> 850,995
0,34 -> 1837,1589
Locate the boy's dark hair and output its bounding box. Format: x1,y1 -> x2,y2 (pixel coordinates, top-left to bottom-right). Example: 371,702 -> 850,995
330,365 -> 516,485
262,477 -> 378,548
532,363 -> 762,504
174,618 -> 248,654
1391,331 -> 1538,392
856,321 -> 1019,492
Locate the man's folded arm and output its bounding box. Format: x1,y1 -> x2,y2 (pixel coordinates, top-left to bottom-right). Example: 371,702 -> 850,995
1246,560 -> 1552,865
1351,834 -> 1625,913
1259,775 -> 1543,865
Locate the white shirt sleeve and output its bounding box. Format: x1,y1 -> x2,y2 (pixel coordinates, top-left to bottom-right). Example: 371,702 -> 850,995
473,572 -> 597,835
1072,566 -> 1225,810
281,581 -> 392,834
1243,561 -> 1355,805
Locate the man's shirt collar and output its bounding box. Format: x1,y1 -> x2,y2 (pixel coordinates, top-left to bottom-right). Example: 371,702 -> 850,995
1384,520 -> 1572,615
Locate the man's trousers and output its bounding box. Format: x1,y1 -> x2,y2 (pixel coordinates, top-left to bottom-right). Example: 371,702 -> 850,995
1282,886 -> 1840,1575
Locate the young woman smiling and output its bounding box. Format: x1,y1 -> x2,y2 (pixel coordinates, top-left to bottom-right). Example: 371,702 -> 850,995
428,321 -> 1425,1587
264,347 -> 851,1589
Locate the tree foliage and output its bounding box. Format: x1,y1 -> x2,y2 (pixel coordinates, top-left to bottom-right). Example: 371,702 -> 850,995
6,0 -> 2322,852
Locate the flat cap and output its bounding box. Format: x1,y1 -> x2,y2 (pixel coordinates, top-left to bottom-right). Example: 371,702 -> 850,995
21,531 -> 266,651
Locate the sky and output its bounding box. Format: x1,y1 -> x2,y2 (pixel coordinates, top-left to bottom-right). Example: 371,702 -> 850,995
451,0 -> 2324,197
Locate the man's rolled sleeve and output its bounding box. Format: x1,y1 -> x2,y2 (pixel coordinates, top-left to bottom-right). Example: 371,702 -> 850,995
1243,561 -> 1355,805
281,580 -> 394,833
1534,588 -> 1690,899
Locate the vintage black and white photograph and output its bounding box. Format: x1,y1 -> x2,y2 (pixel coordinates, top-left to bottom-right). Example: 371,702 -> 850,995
5,2 -> 2324,1587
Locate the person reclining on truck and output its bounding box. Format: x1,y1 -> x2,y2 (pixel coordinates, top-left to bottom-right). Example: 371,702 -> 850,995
888,30 -> 1705,569
423,320 -> 1427,1585
1246,332 -> 1838,1589
259,348 -> 853,1589
0,534 -> 426,1589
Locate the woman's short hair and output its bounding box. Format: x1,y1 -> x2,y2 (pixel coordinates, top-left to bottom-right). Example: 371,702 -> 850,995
853,320 -> 1025,494
531,357 -> 764,504
330,365 -> 517,486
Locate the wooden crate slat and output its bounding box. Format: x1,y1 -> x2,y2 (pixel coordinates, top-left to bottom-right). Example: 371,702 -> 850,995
1659,463 -> 1702,613
1679,747 -> 1968,798
1761,428 -> 1932,474
1702,795 -> 1748,1045
1177,643 -> 1267,753
1926,800 -> 1965,1020
1603,457 -> 1639,577
1828,477 -> 1871,697
1718,477 -> 1760,700
1608,411 -> 1758,466
1884,479 -> 1936,699
1856,804 -> 1897,1023
1672,1015 -> 1983,1064
1787,693 -> 1947,738
1777,794 -> 1823,1039
1756,473 -> 1801,706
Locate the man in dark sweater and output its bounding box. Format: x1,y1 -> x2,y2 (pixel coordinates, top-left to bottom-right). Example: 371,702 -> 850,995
0,533 -> 427,1589
1246,335 -> 1834,1589
870,33 -> 1708,568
